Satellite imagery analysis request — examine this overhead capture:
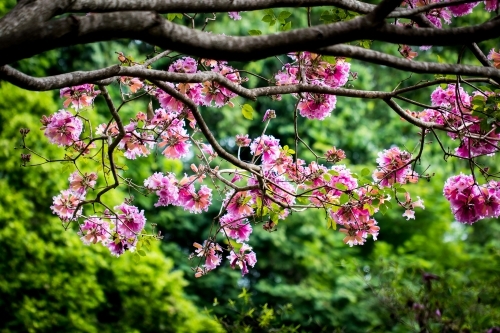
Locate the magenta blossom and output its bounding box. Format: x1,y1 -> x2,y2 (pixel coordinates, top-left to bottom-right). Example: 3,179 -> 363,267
227,243 -> 257,276
193,241 -> 223,271
373,147 -> 412,187
114,203 -> 146,237
41,110 -> 83,147
220,214 -> 253,243
79,217 -> 110,245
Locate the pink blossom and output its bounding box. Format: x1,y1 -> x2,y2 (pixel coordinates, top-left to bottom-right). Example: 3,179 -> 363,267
488,49 -> 500,69
250,135 -> 281,164
447,0 -> 479,16
178,185 -> 212,213
107,233 -> 137,257
118,122 -> 155,159
193,241 -> 223,271
399,45 -> 418,60
228,12 -> 242,20
169,57 -> 198,73
454,124 -> 500,158
60,84 -> 100,110
485,0 -> 499,11
430,84 -> 471,110
402,209 -> 415,220
73,141 -> 96,155
227,243 -> 257,276
235,134 -> 251,147
297,82 -> 337,120
373,147 -> 412,186
79,217 -> 110,245
275,64 -> 299,85
120,77 -> 143,93
144,172 -> 180,207
50,190 -> 83,221
201,64 -> 241,107
220,214 -> 253,243
114,203 -> 146,237
225,191 -> 254,217
263,109 -> 276,122
158,127 -> 192,159
41,110 -> 83,147
325,147 -> 346,163
68,171 -> 97,195
327,59 -> 351,87
200,143 -> 217,158
443,174 -> 485,224
339,218 -> 380,246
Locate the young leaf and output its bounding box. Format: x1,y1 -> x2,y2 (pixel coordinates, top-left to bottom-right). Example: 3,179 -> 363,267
242,104 -> 254,120
248,29 -> 262,36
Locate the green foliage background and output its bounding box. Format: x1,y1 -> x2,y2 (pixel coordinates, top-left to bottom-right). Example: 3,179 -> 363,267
1,4 -> 500,333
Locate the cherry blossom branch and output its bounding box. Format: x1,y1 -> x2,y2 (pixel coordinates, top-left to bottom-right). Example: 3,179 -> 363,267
151,79 -> 260,173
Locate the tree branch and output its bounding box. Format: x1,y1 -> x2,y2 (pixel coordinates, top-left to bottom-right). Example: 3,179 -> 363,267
2,8 -> 499,65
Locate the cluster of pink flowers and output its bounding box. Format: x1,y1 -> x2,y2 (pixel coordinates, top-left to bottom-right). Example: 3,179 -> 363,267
372,147 -> 413,186
144,172 -> 212,213
42,39 -> 500,282
50,189 -> 84,221
193,241 -> 223,274
78,204 -> 147,256
227,243 -> 257,276
68,171 -> 97,196
118,122 -> 156,159
275,53 -> 350,120
427,84 -> 500,158
40,110 -> 83,147
443,174 -> 500,224
50,171 -> 98,221
155,57 -> 243,110
60,84 -> 100,110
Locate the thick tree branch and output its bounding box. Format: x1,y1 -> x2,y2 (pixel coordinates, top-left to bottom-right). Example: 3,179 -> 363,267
1,9 -> 499,65
65,0 -> 483,19
1,65 -> 497,104
320,45 -> 500,80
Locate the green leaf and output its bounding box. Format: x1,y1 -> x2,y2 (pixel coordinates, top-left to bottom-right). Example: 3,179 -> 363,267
280,21 -> 292,31
361,168 -> 371,177
262,14 -> 273,22
478,85 -> 493,93
167,13 -> 183,21
336,183 -> 347,191
138,250 -> 147,257
270,211 -> 279,223
328,170 -> 339,176
322,55 -> 337,64
248,29 -> 262,36
327,216 -> 336,230
278,11 -> 292,21
339,193 -> 349,205
363,203 -> 375,215
241,104 -> 254,120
